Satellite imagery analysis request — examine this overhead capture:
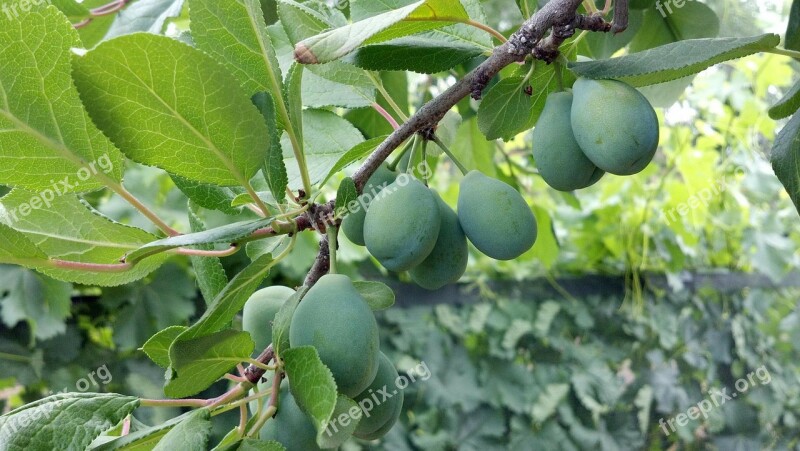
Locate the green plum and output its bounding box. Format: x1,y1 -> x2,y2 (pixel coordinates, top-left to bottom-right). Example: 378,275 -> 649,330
289,274 -> 379,397
532,91 -> 605,191
571,78 -> 659,176
363,177 -> 441,272
409,192 -> 468,290
457,170 -> 537,260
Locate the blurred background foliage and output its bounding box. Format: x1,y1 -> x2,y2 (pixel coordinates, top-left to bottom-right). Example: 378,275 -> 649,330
1,0 -> 799,449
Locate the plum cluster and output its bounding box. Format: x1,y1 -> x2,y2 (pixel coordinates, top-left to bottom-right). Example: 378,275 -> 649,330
242,275 -> 403,448
532,78 -> 660,191
343,168 -> 538,290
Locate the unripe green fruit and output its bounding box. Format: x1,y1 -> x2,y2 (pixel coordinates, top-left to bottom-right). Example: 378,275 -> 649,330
532,92 -> 605,191
364,178 -> 441,272
353,352 -> 404,440
341,165 -> 397,246
260,384 -> 321,451
409,193 -> 468,290
242,286 -> 295,354
571,78 -> 659,176
457,171 -> 537,260
289,274 -> 379,397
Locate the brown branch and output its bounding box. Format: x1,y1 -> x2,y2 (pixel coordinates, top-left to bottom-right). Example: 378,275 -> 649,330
304,236 -> 330,287
244,345 -> 275,384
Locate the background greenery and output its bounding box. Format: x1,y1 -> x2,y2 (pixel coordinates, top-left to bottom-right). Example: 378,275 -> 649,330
1,0 -> 798,449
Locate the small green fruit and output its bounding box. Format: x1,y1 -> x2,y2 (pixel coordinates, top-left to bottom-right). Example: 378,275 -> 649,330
457,171 -> 537,260
364,177 -> 441,272
260,384 -> 321,450
409,192 -> 468,290
571,78 -> 659,176
532,92 -> 604,191
342,165 -> 397,246
353,352 -> 404,440
242,286 -> 295,354
289,274 -> 379,397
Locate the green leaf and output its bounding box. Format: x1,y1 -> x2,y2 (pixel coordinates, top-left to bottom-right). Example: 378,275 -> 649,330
171,175 -> 245,216
787,0 -> 800,52
771,110 -> 800,215
0,4 -> 125,193
284,63 -> 305,146
345,0 -> 492,74
166,330 -> 255,398
253,92 -> 289,204
176,252 -> 275,342
73,33 -> 269,186
0,190 -> 168,286
531,383 -> 570,423
52,0 -> 90,23
582,9 -> 643,59
0,267 -> 71,341
124,217 -> 273,264
0,393 -> 139,450
478,76 -> 533,141
320,137 -> 387,188
189,0 -> 285,105
271,285 -> 308,356
104,0 -> 185,39
268,20 -> 375,109
335,178 -> 358,218
283,346 -> 358,448
629,3 -> 720,52
352,281 -> 395,310
568,34 -> 781,87
90,411 -> 198,451
237,438 -> 286,451
142,326 -> 188,368
152,409 -> 212,451
295,0 -> 469,64
769,78 -> 800,120
282,110 -> 365,190
188,204 -> 230,305
346,35 -> 485,74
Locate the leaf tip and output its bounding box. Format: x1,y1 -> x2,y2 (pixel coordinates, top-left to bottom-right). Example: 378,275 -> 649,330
294,43 -> 319,65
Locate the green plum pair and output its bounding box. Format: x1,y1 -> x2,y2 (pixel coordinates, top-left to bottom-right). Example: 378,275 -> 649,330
533,78 -> 660,191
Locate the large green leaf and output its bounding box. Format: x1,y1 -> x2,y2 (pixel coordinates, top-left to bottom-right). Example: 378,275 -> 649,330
281,110 -> 364,189
295,0 -> 469,64
171,175 -> 245,216
73,33 -> 269,187
142,326 -> 188,368
0,223 -> 49,267
771,110 -> 800,215
568,34 -> 780,87
0,4 -> 124,193
91,411 -> 196,451
0,393 -> 139,450
628,3 -> 720,52
152,409 -> 212,451
166,330 -> 255,398
0,190 -> 168,286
